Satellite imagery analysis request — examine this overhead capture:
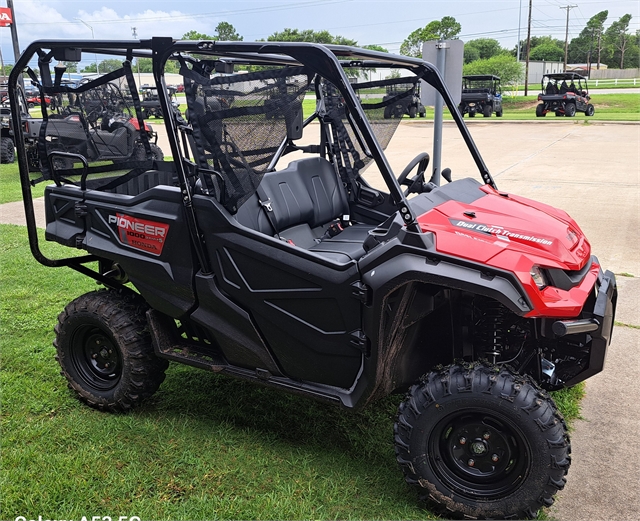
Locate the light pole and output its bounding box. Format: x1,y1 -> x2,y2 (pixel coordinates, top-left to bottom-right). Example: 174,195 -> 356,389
75,18 -> 99,75
132,26 -> 141,86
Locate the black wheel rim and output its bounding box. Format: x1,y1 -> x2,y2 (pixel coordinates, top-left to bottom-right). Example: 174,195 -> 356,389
70,325 -> 122,391
429,408 -> 531,500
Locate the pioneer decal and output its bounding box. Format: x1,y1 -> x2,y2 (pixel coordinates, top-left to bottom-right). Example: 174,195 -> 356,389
108,213 -> 169,256
450,219 -> 554,246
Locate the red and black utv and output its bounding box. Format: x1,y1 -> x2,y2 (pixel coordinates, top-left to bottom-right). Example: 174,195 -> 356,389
9,38 -> 616,520
536,72 -> 595,117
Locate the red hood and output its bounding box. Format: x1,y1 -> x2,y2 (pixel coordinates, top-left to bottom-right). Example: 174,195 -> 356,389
416,184 -> 591,271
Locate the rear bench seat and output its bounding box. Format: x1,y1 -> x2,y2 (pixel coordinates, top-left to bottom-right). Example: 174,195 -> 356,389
235,157 -> 375,262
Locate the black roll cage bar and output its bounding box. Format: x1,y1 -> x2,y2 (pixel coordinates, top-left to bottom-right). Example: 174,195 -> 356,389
9,37 -> 495,281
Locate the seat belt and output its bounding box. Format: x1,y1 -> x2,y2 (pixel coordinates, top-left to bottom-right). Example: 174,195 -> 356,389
255,184 -> 281,240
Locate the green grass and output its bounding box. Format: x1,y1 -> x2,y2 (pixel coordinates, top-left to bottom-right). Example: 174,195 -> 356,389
0,223 -> 584,520
0,225 -> 425,520
301,93 -> 639,121
498,93 -> 640,121
0,163 -> 47,204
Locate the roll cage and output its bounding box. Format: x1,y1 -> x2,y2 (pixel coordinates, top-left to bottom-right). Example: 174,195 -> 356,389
9,37 -> 494,281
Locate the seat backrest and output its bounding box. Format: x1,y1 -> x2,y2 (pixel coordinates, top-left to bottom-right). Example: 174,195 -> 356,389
111,170 -> 176,196
297,157 -> 349,228
235,157 -> 347,235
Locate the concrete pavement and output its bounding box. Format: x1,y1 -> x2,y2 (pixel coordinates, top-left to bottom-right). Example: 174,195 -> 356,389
1,121 -> 639,521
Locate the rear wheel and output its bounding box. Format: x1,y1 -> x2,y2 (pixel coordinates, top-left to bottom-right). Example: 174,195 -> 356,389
0,136 -> 15,163
54,290 -> 168,412
536,104 -> 546,117
483,105 -> 492,117
564,102 -> 576,117
394,364 -> 570,519
585,103 -> 595,116
409,105 -> 417,118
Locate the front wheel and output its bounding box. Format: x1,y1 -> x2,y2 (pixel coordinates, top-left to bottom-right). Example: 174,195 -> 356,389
394,364 -> 570,519
54,290 -> 169,412
586,103 -> 595,116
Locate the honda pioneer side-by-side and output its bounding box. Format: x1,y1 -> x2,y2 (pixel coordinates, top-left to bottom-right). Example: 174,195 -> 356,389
536,72 -> 594,117
10,39 -> 616,520
458,75 -> 503,118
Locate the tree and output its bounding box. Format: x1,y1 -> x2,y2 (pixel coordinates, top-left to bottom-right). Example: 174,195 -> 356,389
513,36 -> 564,60
81,59 -> 123,74
605,14 -> 633,68
182,30 -> 215,40
464,38 -> 503,64
62,62 -> 78,73
463,54 -> 524,86
362,44 -> 388,53
135,57 -> 178,74
400,16 -> 461,57
215,22 -> 243,41
267,28 -> 356,46
568,11 -> 608,66
529,42 -> 564,61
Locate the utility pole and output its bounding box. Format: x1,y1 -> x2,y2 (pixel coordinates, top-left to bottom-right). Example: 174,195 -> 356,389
6,0 -> 23,94
7,0 -> 19,64
524,0 -> 532,95
516,0 -> 523,62
560,5 -> 577,72
596,29 -> 602,69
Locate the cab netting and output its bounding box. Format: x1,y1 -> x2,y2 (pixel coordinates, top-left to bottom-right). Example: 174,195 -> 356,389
25,62 -> 156,187
321,76 -> 420,185
181,63 -> 313,213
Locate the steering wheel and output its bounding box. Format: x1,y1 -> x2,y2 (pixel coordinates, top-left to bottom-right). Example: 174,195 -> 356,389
397,152 -> 430,196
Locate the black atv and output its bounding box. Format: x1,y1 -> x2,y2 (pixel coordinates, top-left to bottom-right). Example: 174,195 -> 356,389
1,106 -> 15,163
140,84 -> 180,119
383,79 -> 426,118
458,75 -> 503,117
536,72 -> 594,117
9,39 -> 617,520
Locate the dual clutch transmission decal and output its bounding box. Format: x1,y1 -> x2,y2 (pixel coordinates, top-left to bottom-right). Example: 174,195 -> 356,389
108,213 -> 169,256
450,219 -> 554,246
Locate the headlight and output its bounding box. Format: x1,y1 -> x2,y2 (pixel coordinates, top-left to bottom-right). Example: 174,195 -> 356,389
530,265 -> 548,290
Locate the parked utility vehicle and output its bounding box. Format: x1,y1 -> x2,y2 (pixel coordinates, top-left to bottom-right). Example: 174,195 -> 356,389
536,72 -> 594,117
0,106 -> 15,163
382,80 -> 426,118
458,75 -> 503,117
18,78 -> 163,173
9,39 -> 616,520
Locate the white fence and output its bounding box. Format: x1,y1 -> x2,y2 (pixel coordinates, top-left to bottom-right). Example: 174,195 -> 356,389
591,78 -> 639,87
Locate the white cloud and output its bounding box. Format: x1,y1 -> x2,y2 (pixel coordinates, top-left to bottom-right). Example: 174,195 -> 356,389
10,2 -> 217,48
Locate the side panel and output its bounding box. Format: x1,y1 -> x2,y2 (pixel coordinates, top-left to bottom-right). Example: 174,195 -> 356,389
193,196 -> 364,388
81,187 -> 196,317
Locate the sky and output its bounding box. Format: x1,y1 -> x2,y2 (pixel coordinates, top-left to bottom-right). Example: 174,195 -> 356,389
2,0 -> 639,70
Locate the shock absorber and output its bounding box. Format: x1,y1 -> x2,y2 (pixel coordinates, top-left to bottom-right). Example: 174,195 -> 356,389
474,298 -> 509,364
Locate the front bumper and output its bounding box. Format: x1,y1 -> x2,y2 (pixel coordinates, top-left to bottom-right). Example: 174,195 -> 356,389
552,268 -> 617,386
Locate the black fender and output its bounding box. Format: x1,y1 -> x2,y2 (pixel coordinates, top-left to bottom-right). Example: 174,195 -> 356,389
353,235 -> 533,405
